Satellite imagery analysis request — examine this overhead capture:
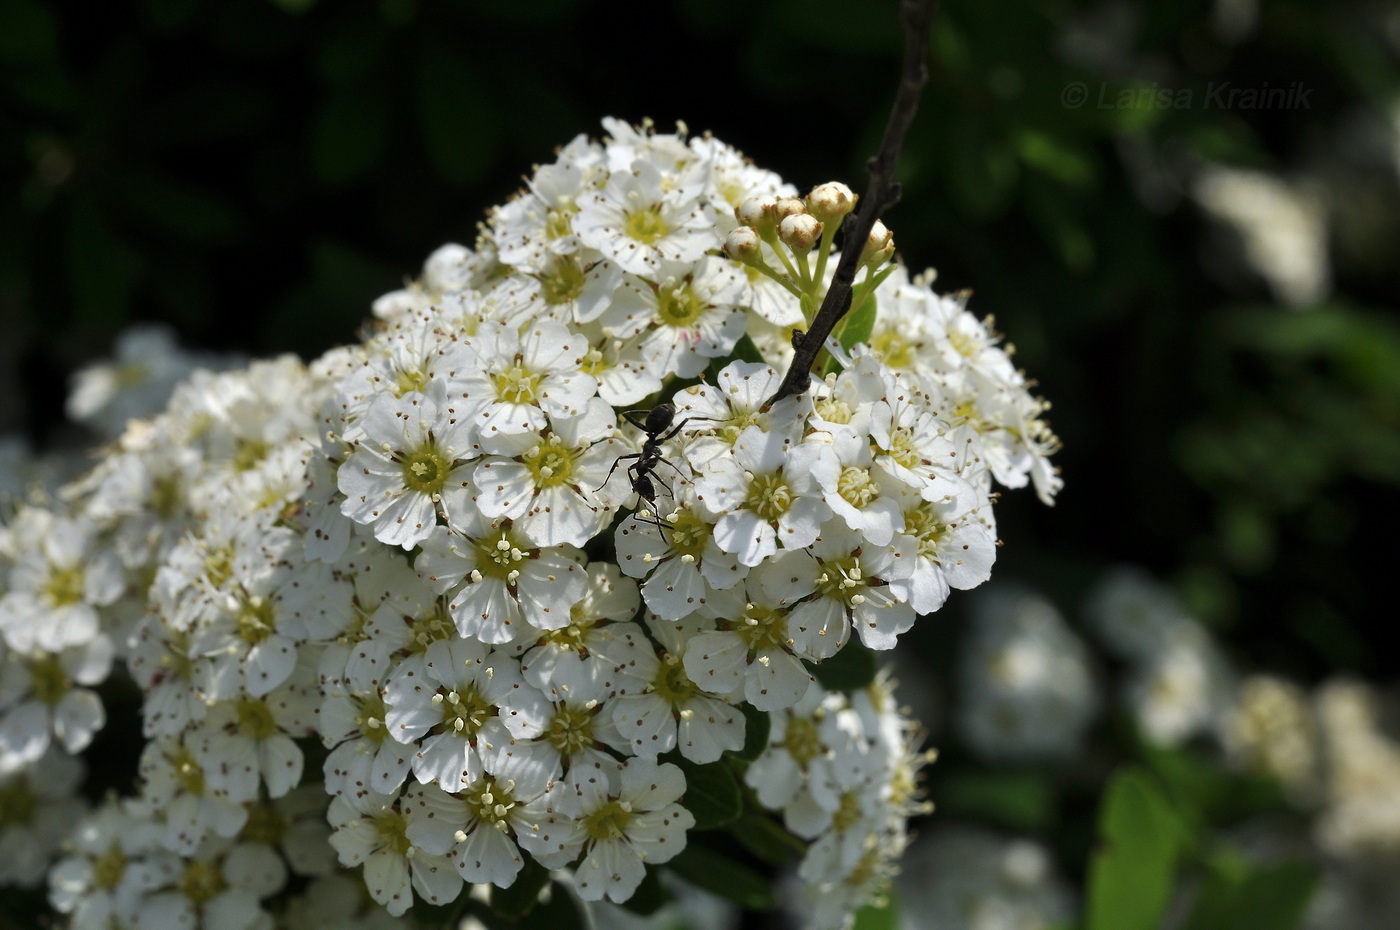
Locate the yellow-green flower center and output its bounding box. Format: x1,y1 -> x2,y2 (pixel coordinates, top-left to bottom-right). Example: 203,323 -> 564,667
902,505 -> 947,562
737,603 -> 790,653
666,508 -> 712,559
179,859 -> 227,904
651,657 -> 696,707
886,427 -> 924,471
624,206 -> 669,245
815,555 -> 867,607
241,804 -> 287,847
783,714 -> 823,767
43,566 -> 85,608
472,528 -> 532,586
0,779 -> 36,826
171,745 -> 208,795
436,685 -> 491,739
374,807 -> 413,856
204,548 -> 234,589
400,444 -> 450,498
394,368 -> 429,397
744,472 -> 794,522
92,844 -> 127,890
30,654 -> 71,705
656,280 -> 706,328
832,791 -> 862,832
871,328 -> 916,370
237,597 -> 277,645
539,255 -> 587,306
492,362 -> 541,405
583,799 -> 633,841
719,411 -> 760,445
232,439 -> 270,472
544,203 -> 577,242
523,436 -> 576,489
407,600 -> 456,653
547,703 -> 597,756
464,776 -> 518,832
355,692 -> 392,746
837,465 -> 880,509
151,475 -> 184,519
236,698 -> 279,740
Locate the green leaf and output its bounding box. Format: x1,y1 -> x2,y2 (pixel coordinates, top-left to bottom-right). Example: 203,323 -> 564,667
490,856 -> 551,920
513,881 -> 587,930
852,889 -> 901,930
310,86 -> 390,185
676,757 -> 742,830
1085,769 -> 1184,930
727,810 -> 805,865
415,38 -> 496,187
667,845 -> 776,910
804,640 -> 877,692
733,703 -> 771,762
938,770 -> 1056,832
1181,855 -> 1318,930
0,0 -> 57,63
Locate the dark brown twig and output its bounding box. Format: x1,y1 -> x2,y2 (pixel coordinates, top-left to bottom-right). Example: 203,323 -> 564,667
763,0 -> 938,408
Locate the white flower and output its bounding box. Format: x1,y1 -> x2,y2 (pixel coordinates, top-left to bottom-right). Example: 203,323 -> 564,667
605,614 -> 745,763
576,157 -> 720,277
474,397 -> 627,547
0,508 -> 124,653
0,636 -> 113,766
337,380 -> 476,549
138,737 -> 250,855
686,562 -> 817,711
451,319 -> 596,452
48,797 -> 171,930
318,640 -> 416,798
127,836 -> 286,930
955,588 -> 1098,764
673,361 -> 809,467
401,769 -> 551,887
382,641 -> 549,792
614,488 -> 745,621
0,747 -> 86,887
519,756 -> 694,903
887,476 -> 997,615
596,256 -> 748,379
189,664 -> 318,804
414,521 -> 587,644
696,426 -> 830,568
774,526 -> 917,659
328,790 -> 461,916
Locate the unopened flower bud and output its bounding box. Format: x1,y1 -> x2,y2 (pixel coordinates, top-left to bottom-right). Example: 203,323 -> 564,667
736,195 -> 777,231
723,226 -> 763,264
861,220 -> 895,267
773,197 -> 807,222
806,181 -> 856,222
778,213 -> 824,252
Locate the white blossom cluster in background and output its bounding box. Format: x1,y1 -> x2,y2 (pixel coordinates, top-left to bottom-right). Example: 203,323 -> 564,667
0,118 -> 1060,930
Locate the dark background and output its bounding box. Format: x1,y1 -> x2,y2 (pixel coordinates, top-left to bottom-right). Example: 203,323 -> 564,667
3,0 -> 1399,900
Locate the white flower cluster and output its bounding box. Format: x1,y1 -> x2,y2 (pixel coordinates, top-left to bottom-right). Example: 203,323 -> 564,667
0,118 -> 1058,930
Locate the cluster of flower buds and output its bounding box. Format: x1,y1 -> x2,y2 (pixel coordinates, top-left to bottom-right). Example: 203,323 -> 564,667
0,118 -> 1058,930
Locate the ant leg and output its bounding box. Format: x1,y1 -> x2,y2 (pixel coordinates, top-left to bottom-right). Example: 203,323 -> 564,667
598,451 -> 641,491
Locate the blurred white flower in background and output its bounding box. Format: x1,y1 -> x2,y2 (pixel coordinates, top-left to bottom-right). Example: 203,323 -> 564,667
956,587 -> 1098,764
897,825 -> 1076,930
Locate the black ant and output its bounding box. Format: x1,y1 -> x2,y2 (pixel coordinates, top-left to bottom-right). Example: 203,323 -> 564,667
601,403 -> 699,532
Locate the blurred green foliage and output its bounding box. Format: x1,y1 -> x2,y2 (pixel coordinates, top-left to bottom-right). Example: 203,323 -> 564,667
3,0 -> 1398,926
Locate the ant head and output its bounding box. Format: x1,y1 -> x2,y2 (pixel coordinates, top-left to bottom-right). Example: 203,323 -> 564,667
634,474 -> 656,501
